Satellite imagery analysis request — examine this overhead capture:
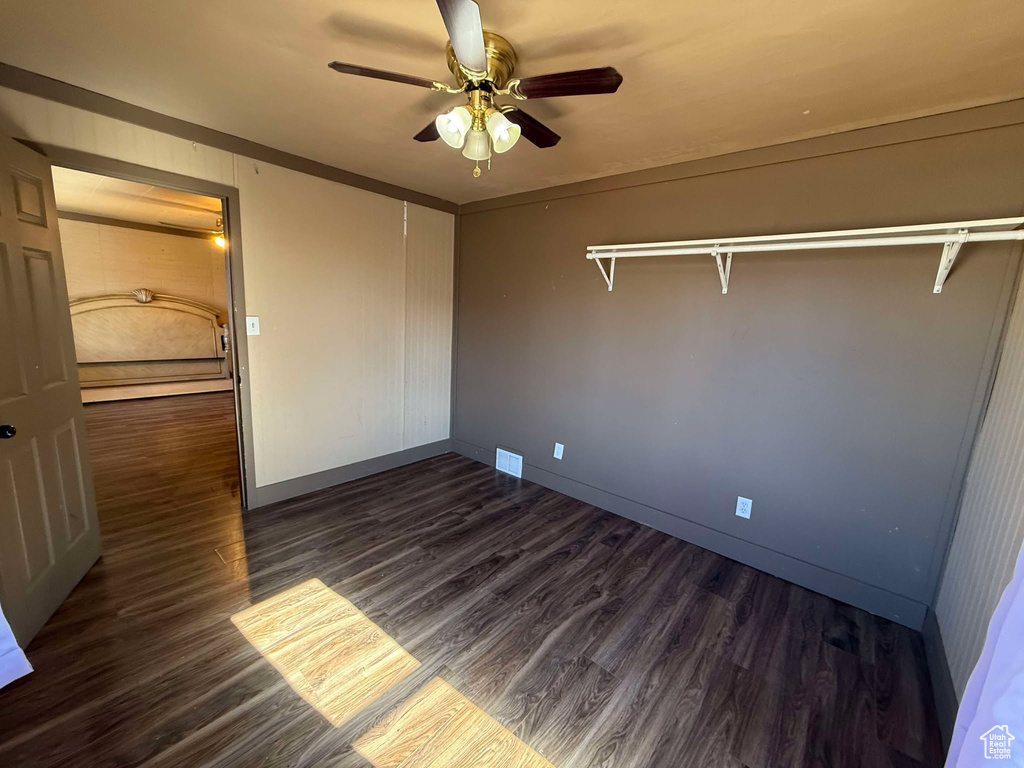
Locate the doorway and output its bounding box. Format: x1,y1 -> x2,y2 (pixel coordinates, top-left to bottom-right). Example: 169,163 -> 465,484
54,167 -> 233,401
0,137 -> 255,655
45,147 -> 256,509
48,163 -> 253,546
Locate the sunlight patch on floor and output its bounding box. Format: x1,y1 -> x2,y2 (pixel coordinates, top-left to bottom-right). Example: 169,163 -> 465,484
232,578 -> 555,765
355,677 -> 555,768
231,578 -> 419,727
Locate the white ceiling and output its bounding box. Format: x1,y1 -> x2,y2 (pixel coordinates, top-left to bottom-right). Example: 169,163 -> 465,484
4,1 -> 1024,204
52,167 -> 222,230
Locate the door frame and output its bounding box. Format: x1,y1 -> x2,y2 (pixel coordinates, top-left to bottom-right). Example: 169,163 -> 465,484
28,143 -> 258,508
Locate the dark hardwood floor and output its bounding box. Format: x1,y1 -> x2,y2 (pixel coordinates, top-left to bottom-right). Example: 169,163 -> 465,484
0,392 -> 944,767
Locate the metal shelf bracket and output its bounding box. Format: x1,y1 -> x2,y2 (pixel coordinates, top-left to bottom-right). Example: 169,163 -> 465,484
713,248 -> 732,294
933,229 -> 968,294
594,255 -> 616,291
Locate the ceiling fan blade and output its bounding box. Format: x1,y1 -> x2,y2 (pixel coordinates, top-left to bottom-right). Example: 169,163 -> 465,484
414,121 -> 440,142
514,67 -> 623,99
435,0 -> 487,73
505,109 -> 561,148
328,61 -> 438,89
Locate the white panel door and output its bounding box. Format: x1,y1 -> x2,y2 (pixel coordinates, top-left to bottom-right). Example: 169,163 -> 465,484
0,135 -> 100,647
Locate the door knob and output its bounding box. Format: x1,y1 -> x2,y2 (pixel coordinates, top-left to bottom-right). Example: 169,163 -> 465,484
0,425 -> 15,439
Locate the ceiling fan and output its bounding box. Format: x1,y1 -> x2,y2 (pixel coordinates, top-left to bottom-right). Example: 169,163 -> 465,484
327,0 -> 624,177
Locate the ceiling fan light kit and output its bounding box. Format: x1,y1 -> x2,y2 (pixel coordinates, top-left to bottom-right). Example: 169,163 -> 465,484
462,126 -> 491,162
485,109 -> 520,154
436,106 -> 472,148
328,0 -> 623,177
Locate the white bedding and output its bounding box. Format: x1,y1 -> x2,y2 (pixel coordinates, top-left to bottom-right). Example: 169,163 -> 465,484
0,602 -> 31,690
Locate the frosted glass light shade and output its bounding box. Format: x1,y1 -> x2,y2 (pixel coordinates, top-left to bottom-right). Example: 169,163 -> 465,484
485,110 -> 521,154
435,106 -> 472,149
462,128 -> 492,161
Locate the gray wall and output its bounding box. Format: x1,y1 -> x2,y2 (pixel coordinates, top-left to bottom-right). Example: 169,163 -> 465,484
453,117 -> 1024,629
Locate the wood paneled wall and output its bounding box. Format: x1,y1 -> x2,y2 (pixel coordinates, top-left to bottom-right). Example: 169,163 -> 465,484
0,86 -> 455,491
404,204 -> 454,449
60,219 -> 227,312
238,160 -> 454,486
936,268 -> 1024,697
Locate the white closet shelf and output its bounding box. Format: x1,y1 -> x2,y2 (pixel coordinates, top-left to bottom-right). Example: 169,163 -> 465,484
585,217 -> 1024,295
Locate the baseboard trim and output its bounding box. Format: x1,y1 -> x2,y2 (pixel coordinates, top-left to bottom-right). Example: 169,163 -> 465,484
253,439 -> 452,508
81,379 -> 233,402
452,438 -> 927,629
922,608 -> 958,752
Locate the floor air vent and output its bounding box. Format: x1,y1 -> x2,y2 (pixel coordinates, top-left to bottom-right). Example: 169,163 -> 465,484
495,447 -> 523,479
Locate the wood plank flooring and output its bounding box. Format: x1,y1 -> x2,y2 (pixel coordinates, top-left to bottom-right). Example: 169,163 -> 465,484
354,676 -> 554,768
232,579 -> 420,727
0,392 -> 945,767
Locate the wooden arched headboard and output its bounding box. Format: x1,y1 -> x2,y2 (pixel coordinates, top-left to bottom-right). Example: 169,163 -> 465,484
70,289 -> 229,388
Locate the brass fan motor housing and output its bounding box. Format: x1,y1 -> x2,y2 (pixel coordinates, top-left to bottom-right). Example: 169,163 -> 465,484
446,31 -> 517,88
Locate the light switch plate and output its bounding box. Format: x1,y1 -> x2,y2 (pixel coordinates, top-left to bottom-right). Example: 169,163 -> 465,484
736,496 -> 752,519
246,316 -> 260,335
553,442 -> 564,460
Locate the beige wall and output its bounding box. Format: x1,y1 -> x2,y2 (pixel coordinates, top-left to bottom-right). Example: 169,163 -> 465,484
936,269 -> 1024,697
0,86 -> 454,490
59,218 -> 227,314
239,160 -> 453,486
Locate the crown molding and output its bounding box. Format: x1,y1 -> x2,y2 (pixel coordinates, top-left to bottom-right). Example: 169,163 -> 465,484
57,210 -> 215,240
458,98 -> 1024,215
5,63 -> 1021,221
0,62 -> 458,214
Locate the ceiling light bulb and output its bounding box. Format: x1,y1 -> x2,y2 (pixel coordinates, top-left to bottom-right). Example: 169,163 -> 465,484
435,106 -> 472,149
485,110 -> 521,154
462,128 -> 491,161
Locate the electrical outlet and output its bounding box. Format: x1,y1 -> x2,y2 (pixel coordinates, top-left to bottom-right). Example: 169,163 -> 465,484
736,496 -> 752,519
553,442 -> 564,460
246,316 -> 260,335
495,447 -> 523,479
